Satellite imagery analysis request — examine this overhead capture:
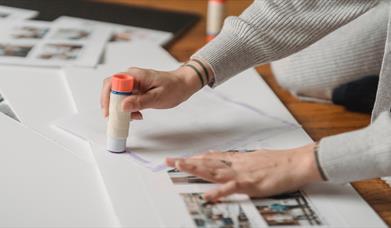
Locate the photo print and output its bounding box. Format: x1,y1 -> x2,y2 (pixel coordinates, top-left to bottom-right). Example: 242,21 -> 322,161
11,25 -> 49,39
181,193 -> 251,228
110,29 -> 134,42
51,28 -> 91,41
0,43 -> 32,57
168,168 -> 211,185
37,43 -> 83,60
0,12 -> 9,18
110,28 -> 151,42
252,191 -> 323,226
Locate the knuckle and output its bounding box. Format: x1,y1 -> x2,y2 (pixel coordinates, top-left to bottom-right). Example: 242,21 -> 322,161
128,67 -> 144,75
213,169 -> 226,180
237,179 -> 255,189
103,77 -> 111,85
202,151 -> 217,159
198,154 -> 208,159
150,92 -> 159,103
199,158 -> 208,165
209,169 -> 217,177
233,180 -> 242,190
134,97 -> 143,109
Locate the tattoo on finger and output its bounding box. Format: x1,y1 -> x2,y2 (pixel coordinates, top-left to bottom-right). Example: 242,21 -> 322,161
220,159 -> 232,167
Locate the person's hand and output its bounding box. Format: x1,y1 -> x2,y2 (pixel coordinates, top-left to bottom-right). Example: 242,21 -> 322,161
166,143 -> 324,201
101,65 -> 204,118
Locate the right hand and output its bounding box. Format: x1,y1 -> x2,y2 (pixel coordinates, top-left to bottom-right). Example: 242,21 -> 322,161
101,66 -> 203,119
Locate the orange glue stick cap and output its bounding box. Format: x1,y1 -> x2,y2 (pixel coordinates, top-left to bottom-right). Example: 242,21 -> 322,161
111,74 -> 135,93
210,0 -> 226,3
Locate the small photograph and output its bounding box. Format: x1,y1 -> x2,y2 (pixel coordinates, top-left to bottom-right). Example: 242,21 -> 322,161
252,191 -> 323,226
11,26 -> 49,39
110,28 -> 153,42
37,43 -> 82,61
51,28 -> 91,41
0,43 -> 32,57
0,12 -> 10,18
181,193 -> 251,228
110,29 -> 136,42
168,168 -> 210,185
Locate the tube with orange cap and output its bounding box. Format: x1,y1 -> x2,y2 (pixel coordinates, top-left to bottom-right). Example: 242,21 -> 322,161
207,0 -> 226,42
107,74 -> 135,153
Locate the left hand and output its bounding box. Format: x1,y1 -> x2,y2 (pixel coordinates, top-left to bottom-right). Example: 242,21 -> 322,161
166,143 -> 324,202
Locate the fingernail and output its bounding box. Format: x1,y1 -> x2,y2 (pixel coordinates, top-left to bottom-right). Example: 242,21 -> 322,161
174,160 -> 181,169
204,193 -> 213,202
165,158 -> 175,166
136,112 -> 143,120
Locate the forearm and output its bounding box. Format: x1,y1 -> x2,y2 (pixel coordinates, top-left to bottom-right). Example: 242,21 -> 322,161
318,111 -> 391,183
193,0 -> 378,86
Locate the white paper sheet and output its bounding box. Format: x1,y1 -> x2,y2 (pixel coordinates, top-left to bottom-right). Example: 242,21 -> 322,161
0,19 -> 111,67
0,5 -> 37,20
56,87 -> 297,170
0,113 -> 119,227
55,16 -> 174,46
0,65 -> 93,163
104,42 -> 179,69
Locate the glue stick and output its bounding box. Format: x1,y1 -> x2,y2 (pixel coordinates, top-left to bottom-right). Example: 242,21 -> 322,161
107,74 -> 134,153
207,0 -> 225,42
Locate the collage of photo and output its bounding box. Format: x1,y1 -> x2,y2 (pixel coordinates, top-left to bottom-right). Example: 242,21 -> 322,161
181,193 -> 251,228
55,16 -> 174,46
251,192 -> 323,226
179,190 -> 324,228
167,151 -> 326,228
0,20 -> 111,67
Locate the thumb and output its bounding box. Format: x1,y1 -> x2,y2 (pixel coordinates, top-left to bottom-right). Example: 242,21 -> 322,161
121,91 -> 158,112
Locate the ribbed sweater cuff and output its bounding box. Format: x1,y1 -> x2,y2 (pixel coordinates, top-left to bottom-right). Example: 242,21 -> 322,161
192,18 -> 259,87
318,111 -> 391,183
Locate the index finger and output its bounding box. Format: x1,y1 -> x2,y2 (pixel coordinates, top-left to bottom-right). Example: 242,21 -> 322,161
204,180 -> 238,202
101,77 -> 112,117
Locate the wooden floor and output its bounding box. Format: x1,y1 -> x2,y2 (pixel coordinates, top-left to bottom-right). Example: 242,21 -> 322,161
101,0 -> 391,225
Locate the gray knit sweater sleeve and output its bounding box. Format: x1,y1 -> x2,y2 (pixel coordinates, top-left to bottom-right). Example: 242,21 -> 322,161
192,0 -> 378,86
319,111 -> 391,183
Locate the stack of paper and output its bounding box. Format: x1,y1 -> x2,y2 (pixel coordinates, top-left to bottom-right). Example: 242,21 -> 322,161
0,113 -> 119,227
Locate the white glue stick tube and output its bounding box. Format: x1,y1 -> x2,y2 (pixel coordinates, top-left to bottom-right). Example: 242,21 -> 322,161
207,0 -> 225,42
107,74 -> 135,153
